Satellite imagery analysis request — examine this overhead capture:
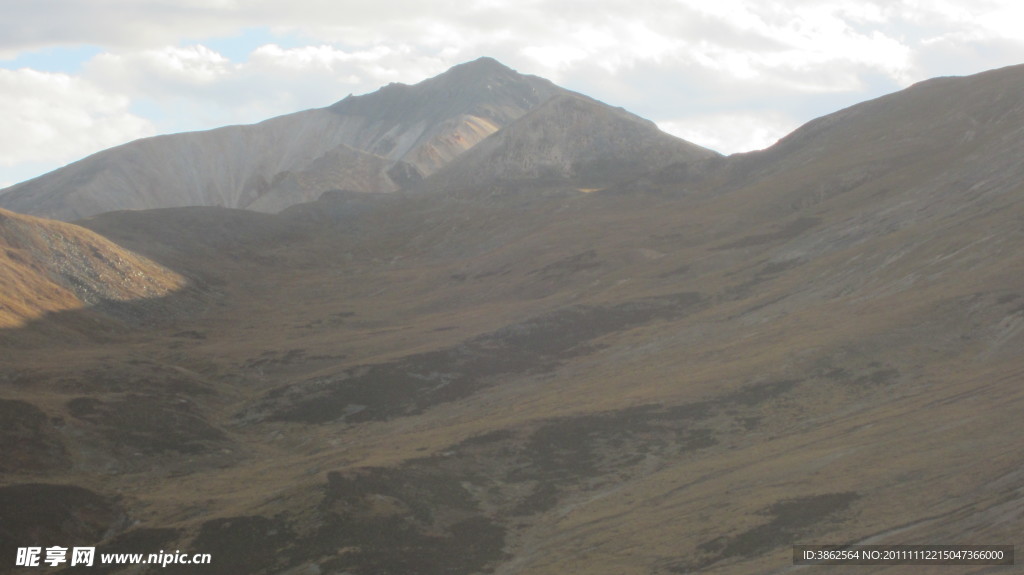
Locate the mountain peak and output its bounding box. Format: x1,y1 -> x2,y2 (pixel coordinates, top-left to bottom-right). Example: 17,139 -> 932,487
331,57 -> 536,112
0,57 -> 567,220
421,91 -> 719,192
342,57 -> 515,97
412,56 -> 548,100
443,56 -> 515,77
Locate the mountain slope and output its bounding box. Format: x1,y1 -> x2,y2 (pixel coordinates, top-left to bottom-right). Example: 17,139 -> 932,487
323,56 -> 566,173
0,207 -> 185,329
421,93 -> 719,192
0,57 -> 567,221
687,62 -> 1024,212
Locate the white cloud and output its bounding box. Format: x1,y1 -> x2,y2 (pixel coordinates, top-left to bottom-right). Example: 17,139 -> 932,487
660,112 -> 803,155
974,2 -> 1024,39
246,44 -> 438,85
661,1 -> 916,91
0,68 -> 153,169
74,43 -> 450,132
85,46 -> 234,93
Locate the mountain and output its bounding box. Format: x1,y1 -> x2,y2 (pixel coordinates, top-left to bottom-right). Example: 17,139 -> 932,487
0,57 -> 568,220
0,207 -> 185,330
421,92 -> 718,192
704,62 -> 1024,213
3,64 -> 1024,575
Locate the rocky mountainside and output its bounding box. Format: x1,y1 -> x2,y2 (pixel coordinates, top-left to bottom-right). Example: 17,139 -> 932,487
421,93 -> 718,192
0,207 -> 185,330
2,64 -> 1024,575
0,57 -> 568,220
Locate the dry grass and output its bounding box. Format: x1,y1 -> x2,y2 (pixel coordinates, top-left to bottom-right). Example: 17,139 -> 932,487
0,208 -> 185,329
4,65 -> 1024,574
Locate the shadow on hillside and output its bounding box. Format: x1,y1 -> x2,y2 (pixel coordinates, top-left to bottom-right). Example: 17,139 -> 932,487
239,291 -> 707,424
0,280 -> 235,482
0,280 -> 210,348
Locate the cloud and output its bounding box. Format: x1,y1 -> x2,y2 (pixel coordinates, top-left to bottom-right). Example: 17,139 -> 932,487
0,1 -> 233,54
3,2 -> 1019,95
77,43 -> 449,132
0,68 -> 153,170
245,44 -> 443,87
660,112 -> 803,155
86,45 -> 232,89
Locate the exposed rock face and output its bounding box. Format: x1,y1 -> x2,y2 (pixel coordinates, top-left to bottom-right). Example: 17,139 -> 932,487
0,57 -> 566,220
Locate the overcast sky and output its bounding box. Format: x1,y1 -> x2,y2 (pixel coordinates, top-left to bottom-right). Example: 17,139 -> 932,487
2,0 -> 1024,188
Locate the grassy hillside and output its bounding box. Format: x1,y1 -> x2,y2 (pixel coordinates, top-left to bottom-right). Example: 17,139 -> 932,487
2,64 -> 1024,574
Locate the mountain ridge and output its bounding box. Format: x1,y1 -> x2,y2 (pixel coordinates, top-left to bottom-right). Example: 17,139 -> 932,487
420,92 -> 719,193
0,58 -> 572,220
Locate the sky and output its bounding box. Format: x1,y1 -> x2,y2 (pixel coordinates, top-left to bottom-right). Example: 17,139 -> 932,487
2,0 -> 1024,189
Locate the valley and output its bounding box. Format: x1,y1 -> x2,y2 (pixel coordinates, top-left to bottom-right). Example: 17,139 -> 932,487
2,60 -> 1024,574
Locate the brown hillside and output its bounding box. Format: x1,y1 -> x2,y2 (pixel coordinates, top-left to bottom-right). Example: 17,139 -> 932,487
0,207 -> 186,329
2,64 -> 1024,575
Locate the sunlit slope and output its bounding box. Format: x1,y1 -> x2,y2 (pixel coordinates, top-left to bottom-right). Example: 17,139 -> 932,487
422,93 -> 718,192
0,207 -> 186,328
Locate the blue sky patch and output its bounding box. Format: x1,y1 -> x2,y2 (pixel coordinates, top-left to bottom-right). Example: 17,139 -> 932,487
3,44 -> 103,73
